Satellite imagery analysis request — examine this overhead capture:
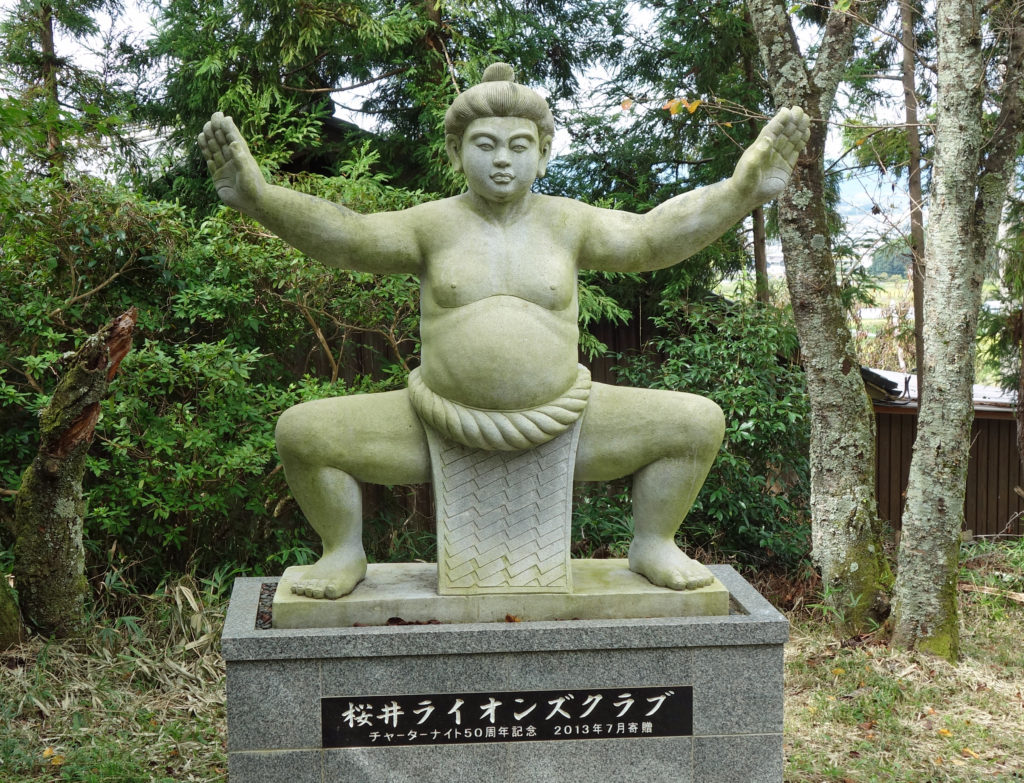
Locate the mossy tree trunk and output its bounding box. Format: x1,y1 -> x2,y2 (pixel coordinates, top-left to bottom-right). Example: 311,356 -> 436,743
747,0 -> 892,632
11,308 -> 137,638
892,2 -> 1024,662
0,578 -> 24,648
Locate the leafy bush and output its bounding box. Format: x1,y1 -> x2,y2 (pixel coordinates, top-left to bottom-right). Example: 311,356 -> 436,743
0,155 -> 429,589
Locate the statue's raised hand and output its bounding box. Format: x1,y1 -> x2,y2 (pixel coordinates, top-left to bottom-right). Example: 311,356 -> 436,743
732,107 -> 810,206
198,112 -> 265,213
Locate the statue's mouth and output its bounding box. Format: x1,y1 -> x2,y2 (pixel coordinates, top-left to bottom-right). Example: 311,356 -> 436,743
491,173 -> 514,183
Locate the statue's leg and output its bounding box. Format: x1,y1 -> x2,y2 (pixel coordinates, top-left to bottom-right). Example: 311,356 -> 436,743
574,382 -> 725,590
274,389 -> 430,598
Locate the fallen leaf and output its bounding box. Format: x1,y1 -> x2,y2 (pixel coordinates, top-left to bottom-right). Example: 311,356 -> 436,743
961,747 -> 980,759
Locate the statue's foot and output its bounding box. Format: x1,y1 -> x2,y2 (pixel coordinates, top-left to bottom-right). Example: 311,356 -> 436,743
628,536 -> 714,591
290,550 -> 367,599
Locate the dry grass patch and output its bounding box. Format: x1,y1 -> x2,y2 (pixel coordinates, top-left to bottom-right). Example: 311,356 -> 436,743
0,575 -> 228,782
785,540 -> 1024,782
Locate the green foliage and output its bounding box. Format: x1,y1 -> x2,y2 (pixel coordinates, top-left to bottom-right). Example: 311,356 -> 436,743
549,0 -> 769,210
577,270 -> 638,359
842,119 -> 931,182
978,191 -> 1024,397
0,0 -> 148,177
0,152 -> 427,588
613,294 -> 811,568
542,0 -> 781,323
571,483 -> 634,558
142,0 -> 626,209
870,238 -> 912,278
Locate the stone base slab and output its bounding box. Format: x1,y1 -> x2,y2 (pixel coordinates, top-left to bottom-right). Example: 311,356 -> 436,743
273,559 -> 729,628
224,565 -> 788,783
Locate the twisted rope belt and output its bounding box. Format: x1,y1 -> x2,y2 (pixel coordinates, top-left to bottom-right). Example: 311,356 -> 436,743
408,365 -> 591,451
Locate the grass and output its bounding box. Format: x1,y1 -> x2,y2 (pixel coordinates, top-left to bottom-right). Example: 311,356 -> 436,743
1,543 -> 1022,781
783,538 -> 1024,782
0,574 -> 229,782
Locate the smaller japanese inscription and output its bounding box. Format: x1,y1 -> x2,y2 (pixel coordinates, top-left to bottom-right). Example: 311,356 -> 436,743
322,685 -> 692,748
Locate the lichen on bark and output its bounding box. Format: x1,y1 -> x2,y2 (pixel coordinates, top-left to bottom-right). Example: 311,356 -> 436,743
892,0 -> 1024,663
747,0 -> 891,632
11,309 -> 136,638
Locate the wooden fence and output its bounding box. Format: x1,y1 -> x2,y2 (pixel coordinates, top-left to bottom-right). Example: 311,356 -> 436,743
875,403 -> 1023,537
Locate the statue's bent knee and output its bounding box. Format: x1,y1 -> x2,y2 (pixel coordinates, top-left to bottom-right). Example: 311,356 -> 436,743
275,404 -> 314,462
667,394 -> 725,460
696,397 -> 726,447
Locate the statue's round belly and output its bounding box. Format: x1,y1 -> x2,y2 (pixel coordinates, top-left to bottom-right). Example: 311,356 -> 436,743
420,297 -> 579,410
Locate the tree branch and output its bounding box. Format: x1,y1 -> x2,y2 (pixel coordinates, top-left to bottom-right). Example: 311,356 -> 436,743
810,1 -> 883,111
48,256 -> 137,320
973,14 -> 1024,263
280,66 -> 411,95
746,0 -> 810,107
2,361 -> 43,394
296,297 -> 340,384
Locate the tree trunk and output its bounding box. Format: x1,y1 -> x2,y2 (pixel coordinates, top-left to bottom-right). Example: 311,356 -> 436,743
900,0 -> 926,395
1018,322 -> 1024,483
747,0 -> 891,631
0,579 -> 24,648
752,206 -> 770,304
743,51 -> 771,305
39,3 -> 63,169
892,1 -> 1024,661
12,308 -> 137,637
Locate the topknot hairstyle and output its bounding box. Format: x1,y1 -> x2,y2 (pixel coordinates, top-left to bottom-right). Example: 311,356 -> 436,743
444,63 -> 555,143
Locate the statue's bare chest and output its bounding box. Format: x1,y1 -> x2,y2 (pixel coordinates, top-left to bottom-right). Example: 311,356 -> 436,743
423,219 -> 577,310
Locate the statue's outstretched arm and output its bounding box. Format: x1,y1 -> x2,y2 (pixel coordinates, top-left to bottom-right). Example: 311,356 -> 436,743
198,112 -> 421,274
579,107 -> 810,273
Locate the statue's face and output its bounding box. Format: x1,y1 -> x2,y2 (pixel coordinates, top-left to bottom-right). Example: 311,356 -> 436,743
447,117 -> 551,204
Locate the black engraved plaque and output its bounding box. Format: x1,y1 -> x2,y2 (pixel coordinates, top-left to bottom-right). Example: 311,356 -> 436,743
322,685 -> 692,748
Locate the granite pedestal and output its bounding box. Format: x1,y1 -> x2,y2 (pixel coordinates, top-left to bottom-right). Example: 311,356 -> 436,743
223,565 -> 787,783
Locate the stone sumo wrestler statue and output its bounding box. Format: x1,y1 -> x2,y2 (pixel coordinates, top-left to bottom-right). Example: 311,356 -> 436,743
200,63 -> 809,601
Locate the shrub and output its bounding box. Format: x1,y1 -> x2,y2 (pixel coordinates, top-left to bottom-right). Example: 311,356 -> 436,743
0,158 -> 428,589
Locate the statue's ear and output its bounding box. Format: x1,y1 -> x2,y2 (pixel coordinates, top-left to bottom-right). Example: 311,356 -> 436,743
445,134 -> 463,173
536,136 -> 553,178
